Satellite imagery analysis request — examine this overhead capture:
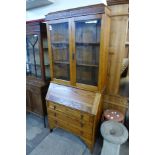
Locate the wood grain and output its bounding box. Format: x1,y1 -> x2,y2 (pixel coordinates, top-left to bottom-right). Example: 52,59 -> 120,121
107,0 -> 129,6
46,83 -> 101,115
46,4 -> 105,21
46,83 -> 102,151
26,76 -> 48,116
106,4 -> 128,94
98,12 -> 111,92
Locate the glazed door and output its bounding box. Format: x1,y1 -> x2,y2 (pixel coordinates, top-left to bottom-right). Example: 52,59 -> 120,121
73,16 -> 102,90
26,34 -> 42,79
47,19 -> 71,84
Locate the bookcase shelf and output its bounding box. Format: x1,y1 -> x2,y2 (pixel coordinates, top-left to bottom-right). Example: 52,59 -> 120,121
54,61 -> 70,65
76,42 -> 100,46
77,63 -> 98,67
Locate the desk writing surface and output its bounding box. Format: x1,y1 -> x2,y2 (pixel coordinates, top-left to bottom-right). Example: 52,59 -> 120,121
46,83 -> 101,114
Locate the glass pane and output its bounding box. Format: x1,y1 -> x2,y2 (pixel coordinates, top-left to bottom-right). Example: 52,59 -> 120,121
50,22 -> 70,80
75,19 -> 101,86
54,63 -> 70,80
26,34 -> 41,78
43,36 -> 51,80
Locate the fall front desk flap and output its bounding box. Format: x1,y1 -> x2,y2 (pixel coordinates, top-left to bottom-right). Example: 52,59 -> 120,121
46,83 -> 101,115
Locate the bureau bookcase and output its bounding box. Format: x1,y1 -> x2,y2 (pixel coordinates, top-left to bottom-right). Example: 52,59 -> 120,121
45,4 -> 111,150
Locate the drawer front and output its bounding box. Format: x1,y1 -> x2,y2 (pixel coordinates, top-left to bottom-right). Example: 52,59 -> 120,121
48,116 -> 92,140
47,108 -> 93,134
47,101 -> 94,123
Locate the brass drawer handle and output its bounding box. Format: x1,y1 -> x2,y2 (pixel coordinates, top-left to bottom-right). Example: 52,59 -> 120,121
80,123 -> 84,128
55,120 -> 57,124
80,131 -> 83,135
81,115 -> 84,120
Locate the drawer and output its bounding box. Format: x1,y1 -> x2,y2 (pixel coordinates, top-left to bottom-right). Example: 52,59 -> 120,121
48,116 -> 92,140
47,101 -> 94,123
47,108 -> 93,134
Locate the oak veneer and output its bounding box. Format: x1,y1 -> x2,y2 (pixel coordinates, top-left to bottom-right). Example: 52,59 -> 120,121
46,4 -> 111,92
45,4 -> 111,150
46,83 -> 103,151
107,0 -> 129,6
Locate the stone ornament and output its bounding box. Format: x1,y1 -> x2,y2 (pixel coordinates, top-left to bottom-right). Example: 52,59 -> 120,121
100,120 -> 128,155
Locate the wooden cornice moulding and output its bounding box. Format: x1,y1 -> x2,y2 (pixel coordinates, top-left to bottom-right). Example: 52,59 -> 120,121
46,4 -> 107,21
107,0 -> 129,6
26,18 -> 45,24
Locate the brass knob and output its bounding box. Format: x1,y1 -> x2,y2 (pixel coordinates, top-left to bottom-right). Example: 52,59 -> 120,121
81,115 -> 84,119
80,123 -> 83,127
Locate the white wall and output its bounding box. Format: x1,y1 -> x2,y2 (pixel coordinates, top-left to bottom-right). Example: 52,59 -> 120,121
26,0 -> 107,21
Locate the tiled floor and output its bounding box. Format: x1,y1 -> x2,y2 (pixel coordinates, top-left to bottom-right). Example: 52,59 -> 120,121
26,113 -> 129,155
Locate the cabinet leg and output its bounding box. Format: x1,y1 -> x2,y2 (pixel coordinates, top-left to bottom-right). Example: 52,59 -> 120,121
43,116 -> 46,128
85,141 -> 94,153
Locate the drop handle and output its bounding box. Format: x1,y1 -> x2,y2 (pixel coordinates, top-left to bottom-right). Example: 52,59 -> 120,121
81,115 -> 84,120
80,123 -> 84,127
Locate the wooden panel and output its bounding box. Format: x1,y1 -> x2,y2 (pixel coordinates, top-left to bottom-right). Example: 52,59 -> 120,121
107,62 -> 121,94
26,89 -> 32,111
47,101 -> 94,123
26,77 -> 48,117
92,94 -> 104,143
26,76 -> 46,87
46,83 -> 101,114
110,4 -> 128,16
46,4 -> 105,21
48,116 -> 92,140
106,4 -> 128,94
47,18 -> 69,24
74,14 -> 102,22
47,108 -> 93,134
52,78 -> 71,86
98,13 -> 111,92
76,83 -> 98,92
107,0 -> 129,6
31,93 -> 43,115
26,85 -> 41,94
103,94 -> 128,114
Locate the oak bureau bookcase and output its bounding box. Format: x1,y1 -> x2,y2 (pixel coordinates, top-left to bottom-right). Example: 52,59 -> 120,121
26,20 -> 50,127
45,4 -> 111,150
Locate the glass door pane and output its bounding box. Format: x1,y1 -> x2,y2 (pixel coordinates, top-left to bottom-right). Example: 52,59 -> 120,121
43,36 -> 51,80
26,34 -> 42,78
50,22 -> 70,81
75,19 -> 101,86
